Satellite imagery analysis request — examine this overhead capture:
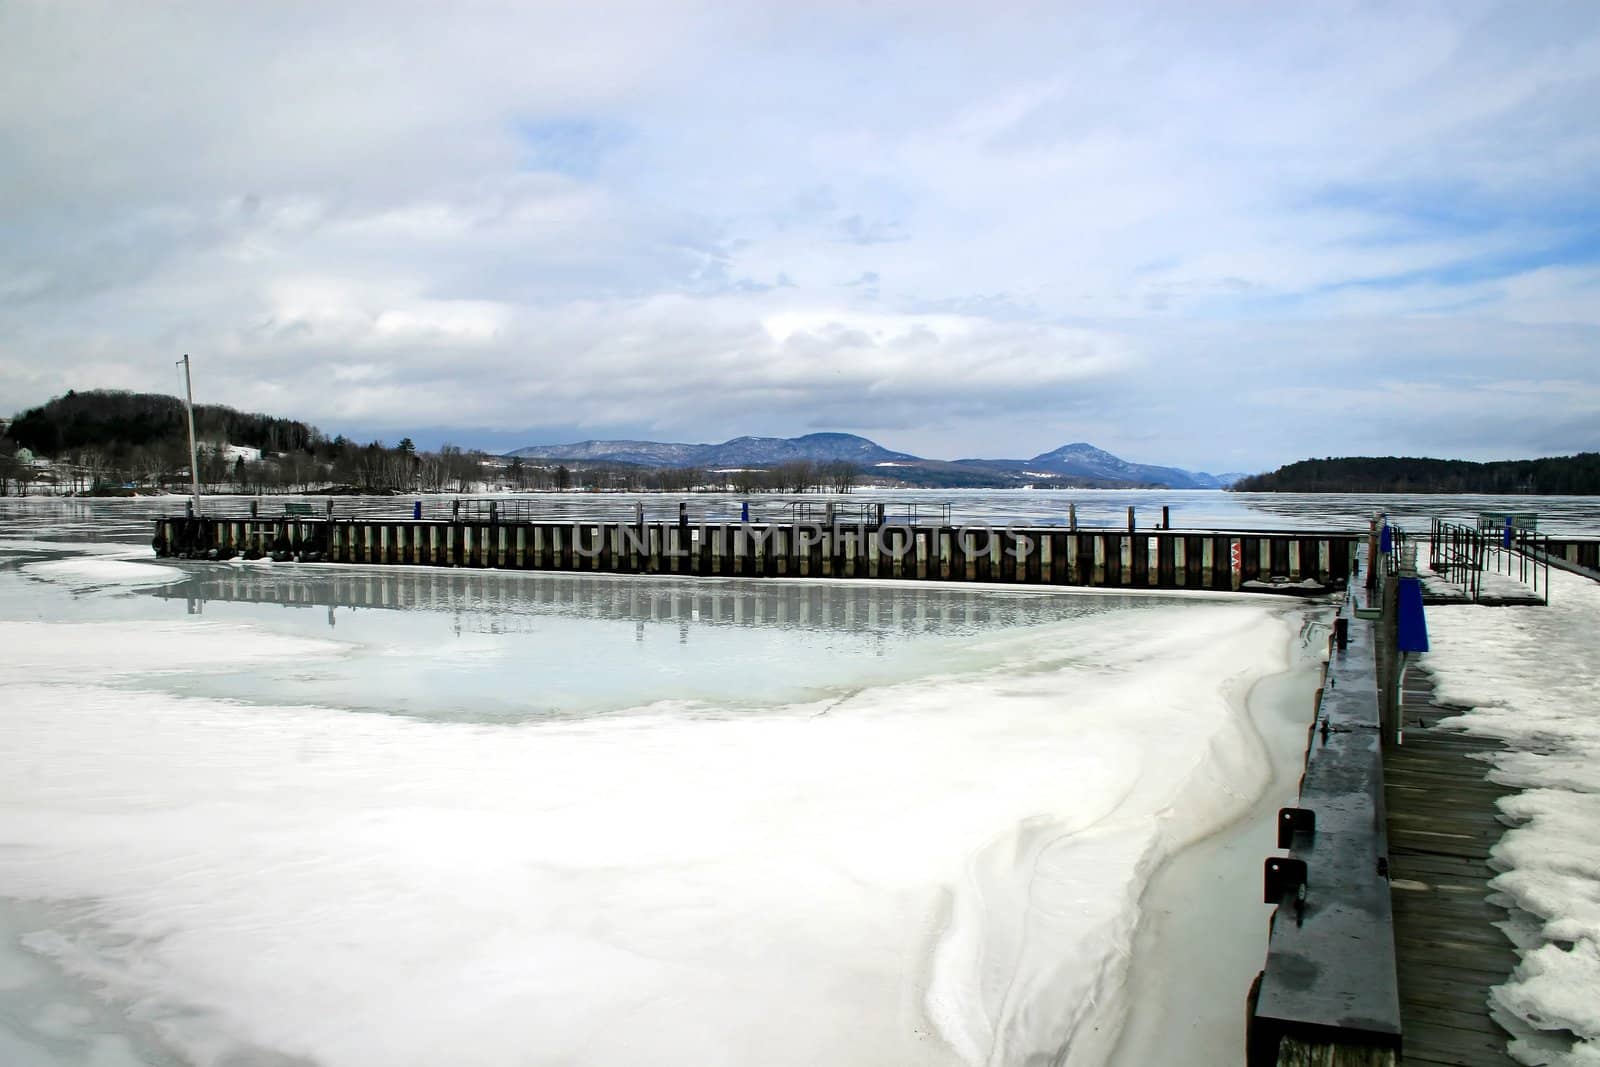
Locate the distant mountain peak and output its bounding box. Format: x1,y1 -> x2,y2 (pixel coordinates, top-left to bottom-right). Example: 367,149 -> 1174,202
1017,442 -> 1233,489
505,433 -> 1231,489
1030,442 -> 1125,464
506,432 -> 917,468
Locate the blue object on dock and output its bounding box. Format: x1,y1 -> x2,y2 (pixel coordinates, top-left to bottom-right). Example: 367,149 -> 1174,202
741,501 -> 750,522
1397,576 -> 1429,652
414,500 -> 422,520
1504,517 -> 1513,548
1379,523 -> 1392,553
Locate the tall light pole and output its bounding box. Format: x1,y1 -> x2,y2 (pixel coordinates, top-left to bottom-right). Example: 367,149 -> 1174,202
177,354 -> 201,516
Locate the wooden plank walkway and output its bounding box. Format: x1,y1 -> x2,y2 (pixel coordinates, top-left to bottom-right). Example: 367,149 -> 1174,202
1384,666 -> 1519,1066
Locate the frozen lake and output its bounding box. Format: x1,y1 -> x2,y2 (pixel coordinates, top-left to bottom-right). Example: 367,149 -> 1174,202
6,486 -> 1600,537
0,497 -> 1377,1064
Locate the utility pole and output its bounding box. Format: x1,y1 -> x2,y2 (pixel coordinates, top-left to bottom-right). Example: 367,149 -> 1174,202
177,354 -> 201,515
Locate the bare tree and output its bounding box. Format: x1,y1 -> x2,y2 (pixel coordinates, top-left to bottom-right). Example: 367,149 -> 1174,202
822,461 -> 858,493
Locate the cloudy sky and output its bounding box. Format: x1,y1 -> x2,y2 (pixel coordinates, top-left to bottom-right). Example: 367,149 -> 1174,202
2,1 -> 1597,471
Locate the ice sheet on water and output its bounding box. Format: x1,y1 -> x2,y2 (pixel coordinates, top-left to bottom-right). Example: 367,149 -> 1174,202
1424,568 -> 1600,1064
10,489 -> 1600,539
0,541 -> 1293,1067
118,565 -> 1234,722
20,558 -> 185,591
0,539 -> 146,557
0,619 -> 345,684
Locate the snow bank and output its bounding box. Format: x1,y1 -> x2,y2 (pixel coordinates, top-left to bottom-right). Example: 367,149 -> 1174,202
924,611 -> 1282,1067
1424,568 -> 1600,1064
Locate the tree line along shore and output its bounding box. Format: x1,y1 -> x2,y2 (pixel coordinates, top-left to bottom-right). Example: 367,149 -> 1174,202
1232,454 -> 1600,495
0,389 -> 860,496
6,388 -> 1598,497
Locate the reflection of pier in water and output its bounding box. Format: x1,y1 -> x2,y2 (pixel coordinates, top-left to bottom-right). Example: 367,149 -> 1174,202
151,566 -> 1163,636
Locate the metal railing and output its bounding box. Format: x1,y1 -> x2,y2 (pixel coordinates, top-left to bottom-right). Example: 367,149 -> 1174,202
1430,518 -> 1484,599
1381,522 -> 1413,578
1429,518 -> 1550,604
1476,511 -> 1537,533
1496,525 -> 1551,603
175,496 -> 961,527
770,500 -> 953,526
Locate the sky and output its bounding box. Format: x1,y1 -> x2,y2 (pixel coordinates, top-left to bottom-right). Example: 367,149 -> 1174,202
1,1 -> 1597,473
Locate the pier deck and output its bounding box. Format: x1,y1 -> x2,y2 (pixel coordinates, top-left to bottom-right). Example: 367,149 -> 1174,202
1384,666 -> 1518,1066
1419,567 -> 1546,607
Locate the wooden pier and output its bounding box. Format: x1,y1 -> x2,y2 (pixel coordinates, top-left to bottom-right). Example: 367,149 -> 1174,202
1540,537 -> 1600,571
1385,667 -> 1518,1067
1248,532 -> 1556,1067
1250,595 -> 1402,1066
151,513 -> 1357,593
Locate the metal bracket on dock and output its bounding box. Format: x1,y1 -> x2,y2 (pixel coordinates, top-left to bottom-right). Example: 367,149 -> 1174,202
1263,857 -> 1308,905
1253,599 -> 1403,1058
1276,807 -> 1316,849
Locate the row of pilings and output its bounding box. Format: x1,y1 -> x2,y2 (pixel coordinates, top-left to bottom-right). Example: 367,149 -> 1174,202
153,515 -> 1357,592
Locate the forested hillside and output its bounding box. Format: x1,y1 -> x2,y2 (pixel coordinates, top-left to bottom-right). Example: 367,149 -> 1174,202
7,389 -> 317,456
1,389 -> 492,494
1233,454 -> 1600,494
0,389 -> 855,495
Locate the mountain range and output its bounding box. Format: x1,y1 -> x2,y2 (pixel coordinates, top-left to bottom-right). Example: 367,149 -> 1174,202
507,433 -> 1248,489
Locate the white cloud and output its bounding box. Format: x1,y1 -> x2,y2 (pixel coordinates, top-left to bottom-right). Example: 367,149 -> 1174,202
1,1 -> 1598,470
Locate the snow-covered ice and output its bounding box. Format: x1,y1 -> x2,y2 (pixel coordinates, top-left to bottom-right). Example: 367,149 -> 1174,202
20,558 -> 185,592
0,528 -> 1305,1067
1424,568 -> 1600,1065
